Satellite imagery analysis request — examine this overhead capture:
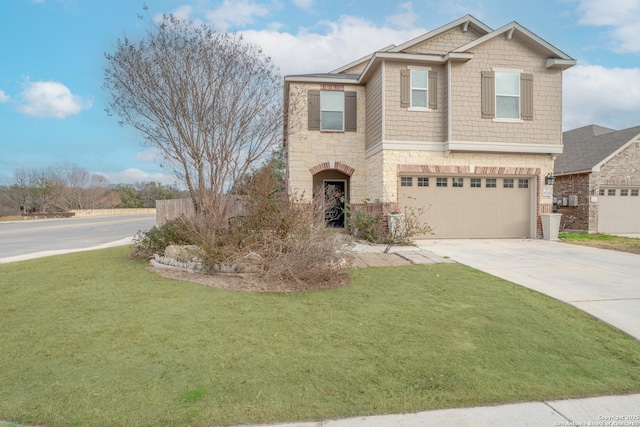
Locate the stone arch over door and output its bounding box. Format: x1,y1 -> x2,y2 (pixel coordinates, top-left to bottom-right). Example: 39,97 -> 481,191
312,167 -> 352,228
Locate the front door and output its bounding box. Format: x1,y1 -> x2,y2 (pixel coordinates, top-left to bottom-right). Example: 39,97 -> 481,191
324,180 -> 346,228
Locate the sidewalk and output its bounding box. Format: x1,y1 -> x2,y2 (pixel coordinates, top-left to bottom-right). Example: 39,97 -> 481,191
233,393 -> 640,426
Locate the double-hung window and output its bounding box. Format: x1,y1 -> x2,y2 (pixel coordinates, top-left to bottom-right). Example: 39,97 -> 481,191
481,68 -> 533,121
401,67 -> 437,110
495,72 -> 520,119
410,68 -> 428,109
320,91 -> 344,131
307,88 -> 357,132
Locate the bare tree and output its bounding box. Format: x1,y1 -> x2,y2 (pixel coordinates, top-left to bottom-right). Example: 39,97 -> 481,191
103,13 -> 283,218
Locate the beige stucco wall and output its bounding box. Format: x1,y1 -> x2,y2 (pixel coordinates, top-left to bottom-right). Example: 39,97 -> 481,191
286,82 -> 368,203
450,35 -> 564,145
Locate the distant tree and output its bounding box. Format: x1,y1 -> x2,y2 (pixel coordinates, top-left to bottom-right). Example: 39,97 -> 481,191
135,181 -> 179,208
9,164 -> 120,213
104,12 -> 283,220
0,186 -> 19,216
116,185 -> 143,208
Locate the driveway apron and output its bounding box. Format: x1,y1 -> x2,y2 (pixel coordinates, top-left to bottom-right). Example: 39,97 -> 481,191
416,239 -> 640,340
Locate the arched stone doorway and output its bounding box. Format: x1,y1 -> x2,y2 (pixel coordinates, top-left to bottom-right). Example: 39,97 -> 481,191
312,169 -> 350,228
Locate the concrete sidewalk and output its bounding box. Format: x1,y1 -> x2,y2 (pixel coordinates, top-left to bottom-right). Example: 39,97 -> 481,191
234,393 -> 640,427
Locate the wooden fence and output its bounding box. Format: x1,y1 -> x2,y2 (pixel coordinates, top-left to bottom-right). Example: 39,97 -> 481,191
156,196 -> 246,226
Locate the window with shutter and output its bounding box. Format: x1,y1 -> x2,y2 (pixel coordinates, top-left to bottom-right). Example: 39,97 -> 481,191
402,66 -> 436,110
307,90 -> 357,132
482,70 -> 533,121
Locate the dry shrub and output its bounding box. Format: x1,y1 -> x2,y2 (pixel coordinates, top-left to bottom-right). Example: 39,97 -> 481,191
183,168 -> 351,289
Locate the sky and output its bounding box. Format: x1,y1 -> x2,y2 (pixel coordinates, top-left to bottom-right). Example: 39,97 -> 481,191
1,0 -> 639,186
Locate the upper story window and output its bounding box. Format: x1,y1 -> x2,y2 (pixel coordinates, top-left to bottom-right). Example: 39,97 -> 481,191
481,69 -> 533,122
307,88 -> 357,132
410,69 -> 428,108
320,91 -> 344,131
401,67 -> 437,110
495,72 -> 520,119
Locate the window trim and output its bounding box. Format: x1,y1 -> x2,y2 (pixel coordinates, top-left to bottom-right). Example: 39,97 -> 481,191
492,67 -> 523,123
407,66 -> 430,111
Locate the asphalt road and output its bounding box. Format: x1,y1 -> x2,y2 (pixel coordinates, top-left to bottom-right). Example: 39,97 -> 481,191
0,214 -> 156,263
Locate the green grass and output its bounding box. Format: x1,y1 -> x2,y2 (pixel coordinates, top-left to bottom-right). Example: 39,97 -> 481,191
1,246 -> 640,427
559,232 -> 640,254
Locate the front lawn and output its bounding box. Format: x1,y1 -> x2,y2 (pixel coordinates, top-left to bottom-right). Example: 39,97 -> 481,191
1,246 -> 640,427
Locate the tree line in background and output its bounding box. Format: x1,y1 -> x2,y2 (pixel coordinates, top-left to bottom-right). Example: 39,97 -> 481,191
0,163 -> 184,217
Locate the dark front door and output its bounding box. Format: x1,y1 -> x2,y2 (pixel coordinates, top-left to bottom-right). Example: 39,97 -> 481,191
324,181 -> 345,228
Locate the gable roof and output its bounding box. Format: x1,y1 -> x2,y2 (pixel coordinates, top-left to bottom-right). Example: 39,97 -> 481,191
285,14 -> 575,83
555,125 -> 640,174
389,14 -> 492,53
452,21 -> 575,67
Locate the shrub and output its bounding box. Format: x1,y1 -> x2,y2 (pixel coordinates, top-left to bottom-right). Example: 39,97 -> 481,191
129,219 -> 193,259
177,168 -> 351,288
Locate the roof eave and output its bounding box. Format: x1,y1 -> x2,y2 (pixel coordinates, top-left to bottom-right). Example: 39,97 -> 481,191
453,22 -> 575,62
546,58 -> 577,70
359,52 -> 449,83
284,76 -> 360,84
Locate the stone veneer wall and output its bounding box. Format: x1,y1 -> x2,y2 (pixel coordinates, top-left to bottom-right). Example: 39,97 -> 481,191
286,82 -> 368,203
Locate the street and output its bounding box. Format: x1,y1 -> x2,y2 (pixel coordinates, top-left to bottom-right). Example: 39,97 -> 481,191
0,214 -> 156,263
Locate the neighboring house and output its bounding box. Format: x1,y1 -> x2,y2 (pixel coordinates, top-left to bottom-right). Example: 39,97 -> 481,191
554,125 -> 640,234
283,15 -> 576,238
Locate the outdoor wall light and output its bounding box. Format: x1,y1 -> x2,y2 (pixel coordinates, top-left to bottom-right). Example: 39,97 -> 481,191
545,173 -> 556,186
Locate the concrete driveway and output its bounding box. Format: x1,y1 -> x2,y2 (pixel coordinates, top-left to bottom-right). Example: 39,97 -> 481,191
415,239 -> 640,340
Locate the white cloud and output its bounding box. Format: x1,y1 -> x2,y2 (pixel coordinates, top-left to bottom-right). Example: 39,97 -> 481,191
292,0 -> 314,10
97,168 -> 176,186
0,90 -> 10,103
135,148 -> 162,162
563,64 -> 640,130
386,2 -> 419,29
240,16 -> 425,75
17,81 -> 91,119
205,0 -> 270,32
576,0 -> 640,53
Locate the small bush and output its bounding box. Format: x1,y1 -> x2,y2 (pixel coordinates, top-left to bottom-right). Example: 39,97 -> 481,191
129,219 -> 193,259
345,200 -> 384,243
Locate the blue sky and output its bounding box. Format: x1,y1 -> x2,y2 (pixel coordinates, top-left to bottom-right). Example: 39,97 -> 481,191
1,0 -> 639,185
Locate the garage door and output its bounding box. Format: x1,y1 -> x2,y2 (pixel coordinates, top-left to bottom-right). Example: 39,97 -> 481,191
399,175 -> 533,238
598,188 -> 640,233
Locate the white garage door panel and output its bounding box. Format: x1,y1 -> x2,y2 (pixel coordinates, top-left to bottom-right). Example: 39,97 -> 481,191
399,176 -> 532,238
599,191 -> 640,233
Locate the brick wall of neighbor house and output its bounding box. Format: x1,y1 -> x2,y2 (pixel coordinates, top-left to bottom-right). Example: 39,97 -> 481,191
598,142 -> 640,187
286,82 -> 368,203
450,36 -> 563,145
554,173 -> 591,232
405,27 -> 482,55
384,62 -> 447,142
365,65 -> 383,151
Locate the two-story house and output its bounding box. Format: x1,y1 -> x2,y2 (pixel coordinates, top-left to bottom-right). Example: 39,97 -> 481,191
283,15 -> 576,238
